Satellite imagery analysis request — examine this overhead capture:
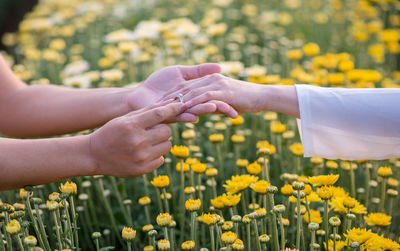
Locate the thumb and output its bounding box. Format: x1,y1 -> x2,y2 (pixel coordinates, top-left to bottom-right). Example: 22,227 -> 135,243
179,63 -> 221,80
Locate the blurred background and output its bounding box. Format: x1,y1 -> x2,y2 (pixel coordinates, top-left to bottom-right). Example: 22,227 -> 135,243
0,0 -> 38,50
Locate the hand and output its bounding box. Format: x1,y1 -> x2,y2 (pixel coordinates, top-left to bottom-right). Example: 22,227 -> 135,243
89,101 -> 186,177
127,64 -> 237,119
164,73 -> 265,114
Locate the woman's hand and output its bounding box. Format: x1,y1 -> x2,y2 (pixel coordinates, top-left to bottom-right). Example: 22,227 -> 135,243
127,64 -> 238,120
89,100 -> 188,177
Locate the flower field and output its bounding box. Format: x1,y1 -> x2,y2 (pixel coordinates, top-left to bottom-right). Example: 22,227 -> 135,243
1,0 -> 400,250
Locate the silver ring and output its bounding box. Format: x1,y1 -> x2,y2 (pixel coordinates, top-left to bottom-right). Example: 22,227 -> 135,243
176,93 -> 184,103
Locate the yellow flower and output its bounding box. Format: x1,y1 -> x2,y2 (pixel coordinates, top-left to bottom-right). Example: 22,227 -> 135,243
209,134 -> 224,143
60,181 -> 77,195
250,180 -> 270,194
303,209 -> 322,224
330,196 -> 366,215
191,163 -> 207,174
49,192 -> 60,201
345,228 -> 373,244
206,168 -> 218,177
224,175 -> 259,193
23,235 -> 37,246
263,112 -> 277,121
270,122 -> 286,134
170,145 -> 189,158
338,60 -> 354,72
236,159 -> 249,168
255,208 -> 267,217
310,157 -> 323,165
176,162 -> 190,172
186,158 -> 199,165
151,175 -> 170,188
221,193 -> 241,207
210,196 -> 225,209
19,188 -> 33,200
199,213 -> 218,226
231,134 -> 245,143
388,178 -> 399,187
185,199 -> 201,212
281,184 -> 294,196
181,240 -> 195,250
377,166 -> 392,178
286,49 -> 303,60
221,231 -> 237,244
309,174 -> 339,187
138,196 -> 151,206
6,220 -> 21,235
222,221 -> 234,230
121,227 -> 136,241
232,239 -> 245,250
363,235 -> 400,251
157,239 -> 170,250
256,140 -> 270,149
303,43 -> 320,56
317,186 -> 333,200
46,200 -> 58,211
246,162 -> 262,175
230,116 -> 244,126
326,160 -> 339,170
156,213 -> 172,227
364,213 -> 391,227
325,240 -> 346,251
289,143 -> 303,156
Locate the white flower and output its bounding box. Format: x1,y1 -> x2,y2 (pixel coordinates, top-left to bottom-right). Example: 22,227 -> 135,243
62,60 -> 90,77
104,29 -> 135,43
219,61 -> 244,76
63,75 -> 91,88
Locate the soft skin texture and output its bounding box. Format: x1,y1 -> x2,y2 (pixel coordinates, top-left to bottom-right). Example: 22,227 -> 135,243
0,101 -> 185,190
0,55 -> 239,190
164,73 -> 300,118
0,56 -> 235,137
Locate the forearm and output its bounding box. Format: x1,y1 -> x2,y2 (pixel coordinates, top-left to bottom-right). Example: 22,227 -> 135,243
260,85 -> 300,118
0,85 -> 132,137
0,136 -> 95,190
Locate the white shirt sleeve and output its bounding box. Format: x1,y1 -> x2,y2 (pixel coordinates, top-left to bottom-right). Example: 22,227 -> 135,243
295,84 -> 400,160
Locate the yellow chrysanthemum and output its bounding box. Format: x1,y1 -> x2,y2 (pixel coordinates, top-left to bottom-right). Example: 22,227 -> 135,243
209,134 -> 224,143
345,228 -> 374,244
6,220 -> 21,235
156,213 -> 172,227
221,231 -> 237,244
231,134 -> 245,143
60,181 -> 77,195
121,227 -> 136,241
151,175 -> 170,188
230,115 -> 244,126
270,122 -> 287,134
325,240 -> 346,251
191,162 -> 207,174
199,213 -> 219,226
185,199 -> 201,212
181,240 -> 195,250
330,196 -> 367,215
250,180 -> 270,194
289,143 -> 303,156
170,145 -> 189,158
221,193 -> 241,207
176,162 -> 190,172
281,184 -> 294,196
309,175 -> 339,187
364,213 -> 391,227
210,196 -> 225,209
223,175 -> 259,194
317,186 -> 333,200
246,162 -> 262,175
236,159 -> 249,168
303,209 -> 322,224
377,166 -> 393,178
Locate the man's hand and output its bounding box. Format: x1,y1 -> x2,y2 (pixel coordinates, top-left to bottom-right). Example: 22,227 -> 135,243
128,64 -> 238,120
89,101 -> 187,177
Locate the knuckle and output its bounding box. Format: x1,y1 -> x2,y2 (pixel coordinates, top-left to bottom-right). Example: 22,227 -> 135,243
210,73 -> 223,80
153,109 -> 164,120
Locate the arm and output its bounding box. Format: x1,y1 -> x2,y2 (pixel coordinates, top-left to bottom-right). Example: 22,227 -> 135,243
170,74 -> 400,160
0,101 -> 187,190
0,56 -> 227,137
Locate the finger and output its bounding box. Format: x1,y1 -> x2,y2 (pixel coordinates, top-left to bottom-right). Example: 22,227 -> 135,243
151,141 -> 172,157
138,102 -> 186,128
146,124 -> 172,144
165,113 -> 198,123
179,63 -> 221,80
162,74 -> 218,100
185,91 -> 223,108
128,99 -> 175,117
208,100 -> 238,118
142,156 -> 165,174
185,103 -> 218,115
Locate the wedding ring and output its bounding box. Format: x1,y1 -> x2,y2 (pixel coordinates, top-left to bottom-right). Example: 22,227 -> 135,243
175,93 -> 184,103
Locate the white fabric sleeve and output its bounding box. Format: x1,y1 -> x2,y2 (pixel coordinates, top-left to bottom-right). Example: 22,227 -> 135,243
295,84 -> 400,160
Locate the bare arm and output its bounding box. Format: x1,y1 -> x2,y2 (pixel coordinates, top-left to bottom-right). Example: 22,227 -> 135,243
0,57 -> 230,137
0,101 -> 187,190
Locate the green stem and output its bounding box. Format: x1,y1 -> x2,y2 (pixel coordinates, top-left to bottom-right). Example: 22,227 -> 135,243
310,230 -> 316,251
69,196 -> 79,250
95,239 -> 100,251
110,177 -> 131,225
349,165 -> 356,198
190,212 -> 197,241
252,220 -> 262,251
246,224 -> 251,251
210,226 -> 215,251
53,211 -> 63,250
25,193 -> 46,250
162,188 -> 170,214
379,178 -> 387,212
364,165 -> 371,210
278,214 -> 285,250
62,198 -> 74,247
34,204 -> 51,251
324,200 -> 329,251
216,144 -> 224,181
127,241 -> 132,251
296,192 -> 302,250
179,159 -> 186,244
268,194 -> 280,251
14,235 -> 24,251
333,227 -> 337,251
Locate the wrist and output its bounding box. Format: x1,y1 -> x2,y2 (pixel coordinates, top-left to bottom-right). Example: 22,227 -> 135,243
78,134 -> 100,176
